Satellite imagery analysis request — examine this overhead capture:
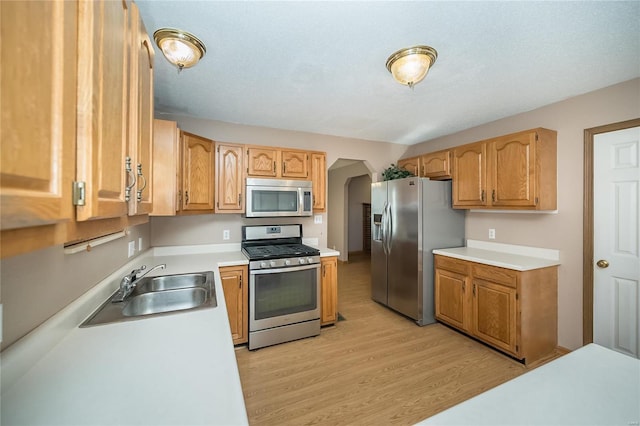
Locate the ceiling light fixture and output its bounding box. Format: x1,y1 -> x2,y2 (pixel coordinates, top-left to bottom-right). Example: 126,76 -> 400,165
153,28 -> 206,72
386,45 -> 437,89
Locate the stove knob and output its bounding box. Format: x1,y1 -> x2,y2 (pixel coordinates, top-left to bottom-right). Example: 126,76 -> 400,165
307,257 -> 314,263
299,258 -> 306,264
270,261 -> 276,268
284,260 -> 291,266
260,262 -> 268,269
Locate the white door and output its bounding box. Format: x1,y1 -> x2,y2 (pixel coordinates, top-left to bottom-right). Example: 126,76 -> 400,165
593,126 -> 640,358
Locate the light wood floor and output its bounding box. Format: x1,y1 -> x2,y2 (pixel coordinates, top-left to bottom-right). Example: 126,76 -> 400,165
235,254 -> 545,425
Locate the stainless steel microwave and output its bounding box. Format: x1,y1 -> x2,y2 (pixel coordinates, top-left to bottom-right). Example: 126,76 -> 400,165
245,178 -> 313,217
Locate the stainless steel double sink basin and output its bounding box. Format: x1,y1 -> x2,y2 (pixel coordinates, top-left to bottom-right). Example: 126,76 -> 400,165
81,272 -> 217,327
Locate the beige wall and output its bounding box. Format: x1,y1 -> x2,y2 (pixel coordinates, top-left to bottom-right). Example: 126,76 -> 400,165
402,78 -> 640,350
0,223 -> 150,350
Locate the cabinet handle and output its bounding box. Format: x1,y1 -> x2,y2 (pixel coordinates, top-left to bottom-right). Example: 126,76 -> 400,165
239,276 -> 242,288
273,161 -> 276,172
491,189 -> 495,202
473,283 -> 476,296
136,163 -> 147,202
283,162 -> 286,174
481,190 -> 485,202
238,193 -> 242,206
322,265 -> 326,277
462,282 -> 466,292
124,156 -> 137,202
185,191 -> 189,205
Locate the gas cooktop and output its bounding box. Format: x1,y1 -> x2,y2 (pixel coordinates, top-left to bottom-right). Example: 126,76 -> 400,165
242,243 -> 319,260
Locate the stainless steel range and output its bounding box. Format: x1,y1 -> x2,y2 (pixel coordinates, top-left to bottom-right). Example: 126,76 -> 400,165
242,224 -> 321,350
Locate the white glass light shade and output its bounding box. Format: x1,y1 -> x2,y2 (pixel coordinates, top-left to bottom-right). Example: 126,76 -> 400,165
153,28 -> 206,70
386,46 -> 437,88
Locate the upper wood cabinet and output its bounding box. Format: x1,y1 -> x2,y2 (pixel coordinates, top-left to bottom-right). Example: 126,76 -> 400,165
310,152 -> 327,212
397,157 -> 420,176
246,147 -> 279,177
246,146 -> 310,179
452,142 -> 488,207
281,149 -> 309,179
0,0 -> 77,230
216,143 -> 244,213
452,128 -> 557,210
182,132 -> 215,212
75,0 -> 131,221
151,120 -> 181,216
127,2 -> 155,216
151,124 -> 216,216
421,150 -> 452,180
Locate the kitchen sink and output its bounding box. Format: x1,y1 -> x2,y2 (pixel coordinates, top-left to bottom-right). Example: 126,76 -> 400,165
123,287 -> 208,317
134,273 -> 209,294
81,271 -> 217,327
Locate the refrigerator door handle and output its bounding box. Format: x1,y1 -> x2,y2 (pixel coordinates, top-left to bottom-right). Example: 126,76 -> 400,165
386,203 -> 393,254
381,202 -> 388,255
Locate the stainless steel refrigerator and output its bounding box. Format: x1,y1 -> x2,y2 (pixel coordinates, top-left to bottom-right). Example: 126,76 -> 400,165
371,177 -> 465,325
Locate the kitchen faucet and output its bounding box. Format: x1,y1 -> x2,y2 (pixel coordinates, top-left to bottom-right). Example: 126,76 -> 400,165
111,264 -> 166,303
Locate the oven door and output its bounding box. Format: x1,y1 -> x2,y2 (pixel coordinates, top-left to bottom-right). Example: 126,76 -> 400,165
249,263 -> 320,331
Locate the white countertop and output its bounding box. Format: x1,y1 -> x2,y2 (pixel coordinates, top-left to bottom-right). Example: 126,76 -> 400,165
1,248 -> 250,426
419,343 -> 640,425
433,239 -> 560,271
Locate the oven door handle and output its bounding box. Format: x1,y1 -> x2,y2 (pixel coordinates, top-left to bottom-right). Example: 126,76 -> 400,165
250,263 -> 320,275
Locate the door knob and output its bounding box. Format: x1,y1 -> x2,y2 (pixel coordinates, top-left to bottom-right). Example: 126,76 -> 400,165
596,259 -> 609,268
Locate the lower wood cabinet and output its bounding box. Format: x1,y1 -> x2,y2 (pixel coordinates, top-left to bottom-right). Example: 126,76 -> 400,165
220,265 -> 248,345
321,256 -> 338,325
435,255 -> 557,365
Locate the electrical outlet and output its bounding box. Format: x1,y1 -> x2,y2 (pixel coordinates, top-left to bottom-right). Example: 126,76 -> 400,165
138,237 -> 143,251
314,214 -> 322,224
489,228 -> 496,240
128,241 -> 136,257
223,229 -> 230,240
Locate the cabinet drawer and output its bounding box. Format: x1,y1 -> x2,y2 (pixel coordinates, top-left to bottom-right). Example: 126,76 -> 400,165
472,263 -> 517,288
435,255 -> 470,275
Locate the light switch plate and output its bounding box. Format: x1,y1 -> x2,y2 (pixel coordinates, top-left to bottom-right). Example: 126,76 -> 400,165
128,241 -> 136,257
138,237 -> 143,251
314,214 -> 322,224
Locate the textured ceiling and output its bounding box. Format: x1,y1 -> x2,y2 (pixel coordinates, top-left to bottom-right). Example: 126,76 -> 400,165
136,1 -> 640,145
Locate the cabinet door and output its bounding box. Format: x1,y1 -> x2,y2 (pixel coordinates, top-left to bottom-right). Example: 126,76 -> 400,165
321,257 -> 338,325
435,268 -> 470,331
490,131 -> 538,207
182,132 -> 215,211
128,2 -> 154,216
216,143 -> 244,213
220,266 -> 248,345
397,157 -> 420,176
452,142 -> 488,208
151,120 -> 180,215
76,0 -> 131,221
310,153 -> 326,211
281,150 -> 309,179
472,280 -> 517,354
0,0 -> 76,230
247,147 -> 278,177
421,150 -> 451,180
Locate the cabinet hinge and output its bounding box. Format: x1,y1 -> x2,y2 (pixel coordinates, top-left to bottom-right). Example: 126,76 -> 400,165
516,293 -> 519,300
72,181 -> 86,206
516,344 -> 519,352
217,146 -> 220,153
535,133 -> 539,142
